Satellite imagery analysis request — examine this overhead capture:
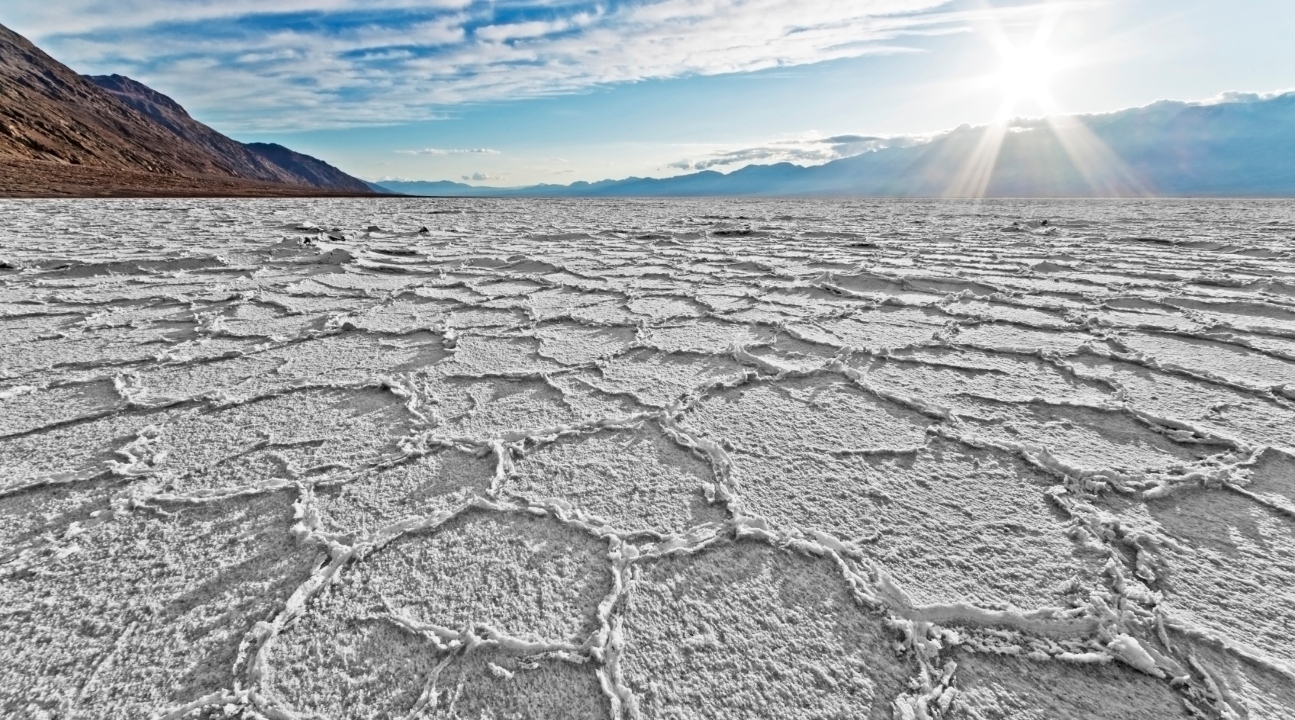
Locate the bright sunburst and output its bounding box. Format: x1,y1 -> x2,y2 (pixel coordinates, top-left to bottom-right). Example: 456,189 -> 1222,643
993,43 -> 1060,104
973,5 -> 1072,121
948,8 -> 1146,198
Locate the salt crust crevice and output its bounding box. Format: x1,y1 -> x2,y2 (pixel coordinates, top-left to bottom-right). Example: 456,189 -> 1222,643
1,199 -> 1293,719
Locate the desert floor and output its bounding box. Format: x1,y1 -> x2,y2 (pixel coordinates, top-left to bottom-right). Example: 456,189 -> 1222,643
2,198 -> 1293,720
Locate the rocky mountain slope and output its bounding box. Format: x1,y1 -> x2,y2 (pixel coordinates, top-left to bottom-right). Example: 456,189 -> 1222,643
0,23 -> 371,196
240,141 -> 372,193
86,74 -> 372,193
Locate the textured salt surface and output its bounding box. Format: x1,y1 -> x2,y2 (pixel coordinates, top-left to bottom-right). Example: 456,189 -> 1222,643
1,198 -> 1293,720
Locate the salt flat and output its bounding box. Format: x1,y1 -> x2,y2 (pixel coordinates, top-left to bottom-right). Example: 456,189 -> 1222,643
1,198 -> 1293,720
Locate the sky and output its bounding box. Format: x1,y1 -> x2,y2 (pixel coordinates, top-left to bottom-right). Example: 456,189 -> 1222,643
5,0 -> 1293,186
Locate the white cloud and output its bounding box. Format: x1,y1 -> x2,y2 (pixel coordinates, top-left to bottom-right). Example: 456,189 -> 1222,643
462,171 -> 507,181
5,1 -> 473,37
11,1 -> 1073,131
669,133 -> 932,171
397,147 -> 500,155
1201,89 -> 1295,105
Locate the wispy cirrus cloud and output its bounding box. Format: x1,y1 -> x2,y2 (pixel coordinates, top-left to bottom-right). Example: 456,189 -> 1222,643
10,0 -> 1066,131
397,147 -> 500,155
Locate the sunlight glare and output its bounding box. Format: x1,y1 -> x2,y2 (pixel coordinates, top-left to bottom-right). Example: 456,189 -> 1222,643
994,44 -> 1059,102
947,6 -> 1148,198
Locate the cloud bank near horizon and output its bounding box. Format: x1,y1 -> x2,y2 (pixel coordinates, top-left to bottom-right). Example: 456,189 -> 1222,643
666,135 -> 931,172
6,0 -> 1064,131
662,88 -> 1295,175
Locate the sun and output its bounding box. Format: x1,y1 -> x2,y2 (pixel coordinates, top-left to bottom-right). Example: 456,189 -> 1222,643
993,42 -> 1059,102
951,9 -> 1144,198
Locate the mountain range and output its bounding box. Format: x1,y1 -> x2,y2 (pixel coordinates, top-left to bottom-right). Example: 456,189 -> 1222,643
0,23 -> 372,197
377,92 -> 1295,198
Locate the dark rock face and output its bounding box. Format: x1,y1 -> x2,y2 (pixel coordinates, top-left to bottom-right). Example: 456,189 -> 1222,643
88,75 -> 372,193
242,142 -> 374,194
0,23 -> 372,196
0,25 -> 236,177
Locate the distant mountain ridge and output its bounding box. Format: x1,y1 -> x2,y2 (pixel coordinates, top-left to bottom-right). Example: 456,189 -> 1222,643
381,92 -> 1295,198
0,23 -> 372,196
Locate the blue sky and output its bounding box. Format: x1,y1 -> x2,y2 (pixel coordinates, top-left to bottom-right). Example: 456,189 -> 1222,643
6,0 -> 1293,185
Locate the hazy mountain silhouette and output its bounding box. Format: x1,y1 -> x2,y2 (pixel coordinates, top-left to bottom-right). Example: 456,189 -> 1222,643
380,92 -> 1295,198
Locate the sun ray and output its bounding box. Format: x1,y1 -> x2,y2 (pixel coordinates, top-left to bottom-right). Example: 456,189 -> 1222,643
946,114 -> 1010,199
949,3 -> 1150,197
1044,110 -> 1151,197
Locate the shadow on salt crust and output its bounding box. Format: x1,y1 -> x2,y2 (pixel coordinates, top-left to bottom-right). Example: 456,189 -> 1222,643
263,514 -> 613,718
2,326 -> 163,377
0,314 -> 79,347
863,347 -> 1114,407
812,307 -> 945,350
1165,627 -> 1295,720
720,303 -> 798,326
0,494 -> 317,719
1245,447 -> 1295,509
128,353 -> 285,403
951,324 -> 1102,356
686,375 -> 931,459
0,377 -> 122,436
960,400 -> 1208,473
1116,332 -> 1295,389
313,449 -> 495,535
505,423 -> 725,534
1070,355 -> 1295,453
0,405 -> 186,489
1144,484 -> 1295,665
428,375 -> 640,437
949,652 -> 1190,719
536,322 -> 636,366
473,278 -> 549,298
363,510 -> 613,643
550,372 -> 647,418
448,305 -> 531,329
263,597 -> 444,718
220,300 -> 317,339
0,474 -> 119,552
154,387 -> 419,493
421,650 -> 608,719
437,334 -> 564,377
526,287 -> 622,321
270,331 -> 451,380
592,348 -> 748,408
745,333 -> 840,373
862,438 -> 1108,609
620,541 -> 914,719
647,318 -> 776,354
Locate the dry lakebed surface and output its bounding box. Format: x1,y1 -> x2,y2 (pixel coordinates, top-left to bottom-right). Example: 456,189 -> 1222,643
1,198 -> 1293,720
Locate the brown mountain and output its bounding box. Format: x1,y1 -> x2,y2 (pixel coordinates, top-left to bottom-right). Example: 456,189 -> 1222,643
86,74 -> 372,193
0,23 -> 373,196
241,142 -> 373,193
